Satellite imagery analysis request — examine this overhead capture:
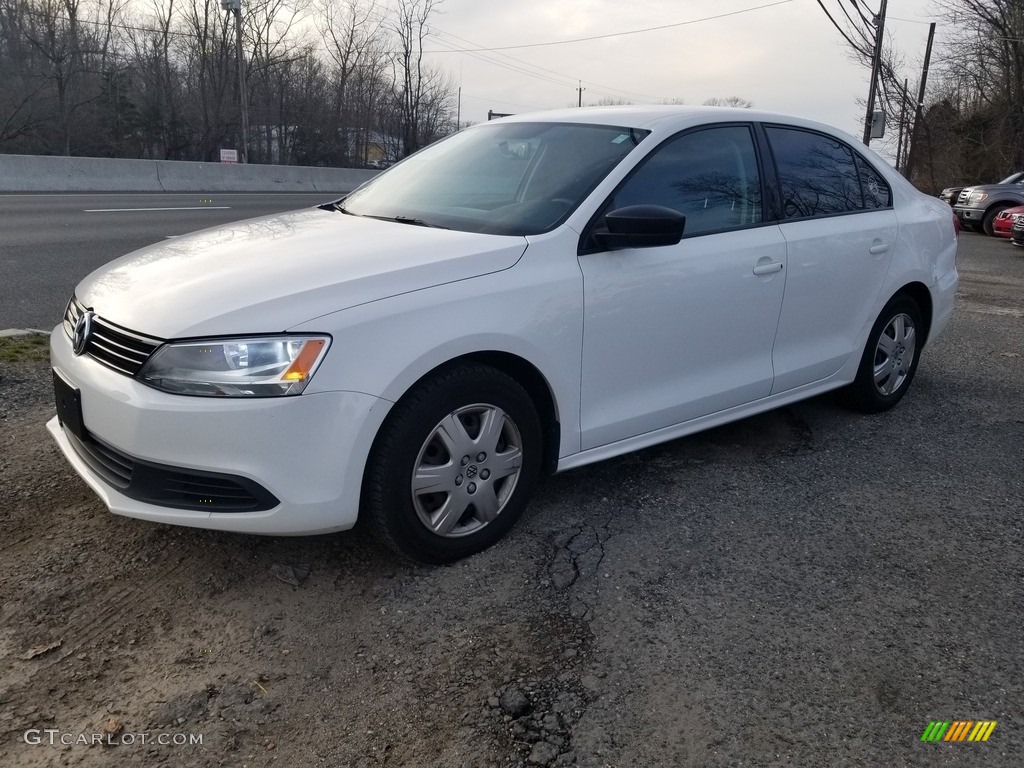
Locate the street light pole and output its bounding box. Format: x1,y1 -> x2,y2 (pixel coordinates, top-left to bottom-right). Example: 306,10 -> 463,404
221,0 -> 250,163
862,0 -> 888,145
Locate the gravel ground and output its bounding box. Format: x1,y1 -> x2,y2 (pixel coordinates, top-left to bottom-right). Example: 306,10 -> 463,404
1,233 -> 1021,767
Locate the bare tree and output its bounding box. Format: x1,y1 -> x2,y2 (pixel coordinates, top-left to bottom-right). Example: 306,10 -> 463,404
317,0 -> 384,164
703,96 -> 754,108
0,0 -> 458,164
390,0 -> 439,156
0,0 -> 51,144
177,0 -> 236,161
931,0 -> 1024,172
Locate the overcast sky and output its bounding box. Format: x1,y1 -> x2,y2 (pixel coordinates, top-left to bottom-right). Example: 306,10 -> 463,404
423,0 -> 942,147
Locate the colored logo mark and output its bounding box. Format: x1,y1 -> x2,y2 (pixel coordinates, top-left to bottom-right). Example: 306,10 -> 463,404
920,721 -> 997,742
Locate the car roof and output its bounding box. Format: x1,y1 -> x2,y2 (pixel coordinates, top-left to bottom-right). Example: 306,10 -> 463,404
492,104 -> 843,134
486,104 -> 867,154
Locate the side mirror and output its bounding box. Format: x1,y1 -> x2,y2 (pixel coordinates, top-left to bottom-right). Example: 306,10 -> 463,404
592,205 -> 686,250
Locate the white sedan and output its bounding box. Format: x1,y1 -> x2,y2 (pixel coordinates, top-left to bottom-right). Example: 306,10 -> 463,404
49,106 -> 959,563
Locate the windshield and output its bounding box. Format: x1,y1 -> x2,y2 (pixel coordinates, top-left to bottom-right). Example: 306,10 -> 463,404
340,122 -> 649,236
998,172 -> 1024,184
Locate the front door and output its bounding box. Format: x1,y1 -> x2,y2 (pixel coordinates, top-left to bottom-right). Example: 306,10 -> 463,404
578,124 -> 787,450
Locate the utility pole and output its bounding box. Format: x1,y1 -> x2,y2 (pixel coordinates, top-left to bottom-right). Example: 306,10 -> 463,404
221,0 -> 250,163
577,80 -> 584,107
862,0 -> 888,145
895,78 -> 908,172
903,22 -> 936,182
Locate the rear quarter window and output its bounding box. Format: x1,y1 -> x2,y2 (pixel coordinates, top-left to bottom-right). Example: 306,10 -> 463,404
766,126 -> 891,218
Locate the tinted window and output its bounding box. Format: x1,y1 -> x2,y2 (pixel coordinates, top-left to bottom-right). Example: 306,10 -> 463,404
855,154 -> 892,209
606,125 -> 762,236
767,126 -> 864,218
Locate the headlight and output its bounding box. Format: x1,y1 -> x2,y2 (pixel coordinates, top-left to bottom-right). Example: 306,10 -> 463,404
138,336 -> 330,397
968,192 -> 989,203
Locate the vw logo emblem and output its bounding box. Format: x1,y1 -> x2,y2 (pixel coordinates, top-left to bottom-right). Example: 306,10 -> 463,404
466,465 -> 478,479
73,311 -> 95,356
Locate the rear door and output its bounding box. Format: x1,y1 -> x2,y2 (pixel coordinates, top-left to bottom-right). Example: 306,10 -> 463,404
763,126 -> 898,393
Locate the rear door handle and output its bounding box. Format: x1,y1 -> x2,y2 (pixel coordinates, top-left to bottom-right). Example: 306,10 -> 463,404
869,242 -> 891,255
752,262 -> 784,275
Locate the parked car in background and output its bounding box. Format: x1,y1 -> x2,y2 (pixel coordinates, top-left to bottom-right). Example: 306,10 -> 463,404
1012,215 -> 1024,247
952,171 -> 1024,235
48,106 -> 960,563
939,186 -> 964,205
941,172 -> 1024,207
992,205 -> 1024,238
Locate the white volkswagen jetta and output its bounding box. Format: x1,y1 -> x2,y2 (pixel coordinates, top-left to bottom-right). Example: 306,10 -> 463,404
49,106 -> 959,563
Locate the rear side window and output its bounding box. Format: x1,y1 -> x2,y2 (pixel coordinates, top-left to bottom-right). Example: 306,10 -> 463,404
766,126 -> 890,218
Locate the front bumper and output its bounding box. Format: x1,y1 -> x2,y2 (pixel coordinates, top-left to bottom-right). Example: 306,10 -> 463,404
951,205 -> 983,225
49,327 -> 388,535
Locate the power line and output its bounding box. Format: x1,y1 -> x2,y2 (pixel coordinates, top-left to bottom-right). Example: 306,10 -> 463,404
424,0 -> 795,53
16,6 -> 204,40
847,0 -> 874,28
429,26 -> 669,104
815,0 -> 867,51
834,0 -> 873,46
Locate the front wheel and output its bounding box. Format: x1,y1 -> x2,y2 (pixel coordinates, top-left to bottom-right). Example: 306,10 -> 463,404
362,363 -> 543,564
841,295 -> 923,413
982,204 -> 1011,236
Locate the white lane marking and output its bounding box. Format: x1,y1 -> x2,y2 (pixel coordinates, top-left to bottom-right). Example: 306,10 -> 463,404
960,301 -> 1024,318
84,206 -> 232,212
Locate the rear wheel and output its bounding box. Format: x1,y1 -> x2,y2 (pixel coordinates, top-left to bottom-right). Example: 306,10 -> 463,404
362,362 -> 543,564
842,295 -> 923,413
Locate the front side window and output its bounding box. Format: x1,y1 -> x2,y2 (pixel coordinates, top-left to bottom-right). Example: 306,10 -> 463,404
599,125 -> 763,238
340,122 -> 649,236
767,126 -> 865,218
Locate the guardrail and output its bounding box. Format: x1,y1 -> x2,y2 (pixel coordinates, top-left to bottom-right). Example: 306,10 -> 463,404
0,153 -> 378,193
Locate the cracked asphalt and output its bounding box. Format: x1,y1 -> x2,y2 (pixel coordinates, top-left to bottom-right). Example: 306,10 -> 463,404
1,232 -> 1022,767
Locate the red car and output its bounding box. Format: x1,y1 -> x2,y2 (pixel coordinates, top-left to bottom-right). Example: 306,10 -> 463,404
992,205 -> 1024,237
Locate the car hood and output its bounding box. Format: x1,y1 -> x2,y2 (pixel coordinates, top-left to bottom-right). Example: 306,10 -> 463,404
76,208 -> 528,338
960,182 -> 1024,195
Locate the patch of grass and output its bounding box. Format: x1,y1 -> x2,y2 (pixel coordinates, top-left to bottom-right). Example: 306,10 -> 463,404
0,334 -> 51,363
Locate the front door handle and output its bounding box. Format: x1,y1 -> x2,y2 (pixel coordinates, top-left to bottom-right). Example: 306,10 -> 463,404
869,242 -> 891,255
752,261 -> 784,275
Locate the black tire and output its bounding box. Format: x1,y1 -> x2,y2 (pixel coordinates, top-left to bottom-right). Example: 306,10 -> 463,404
362,362 -> 543,564
841,295 -> 924,413
982,204 -> 1011,236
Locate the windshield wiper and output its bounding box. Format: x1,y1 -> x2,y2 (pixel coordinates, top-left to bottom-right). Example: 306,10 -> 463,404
326,207 -> 449,229
361,214 -> 449,229
392,215 -> 449,229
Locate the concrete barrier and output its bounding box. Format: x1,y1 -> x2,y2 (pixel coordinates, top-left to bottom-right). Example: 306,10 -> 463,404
0,153 -> 378,193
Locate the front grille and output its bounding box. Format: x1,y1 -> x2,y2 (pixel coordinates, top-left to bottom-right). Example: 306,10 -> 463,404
956,189 -> 972,205
63,425 -> 278,512
64,296 -> 163,377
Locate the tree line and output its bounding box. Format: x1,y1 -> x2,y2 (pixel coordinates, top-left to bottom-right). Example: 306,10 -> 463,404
829,0 -> 1024,192
914,0 -> 1024,191
0,0 -> 456,166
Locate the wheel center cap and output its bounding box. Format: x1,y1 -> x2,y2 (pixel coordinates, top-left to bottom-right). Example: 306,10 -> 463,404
466,465 -> 478,479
